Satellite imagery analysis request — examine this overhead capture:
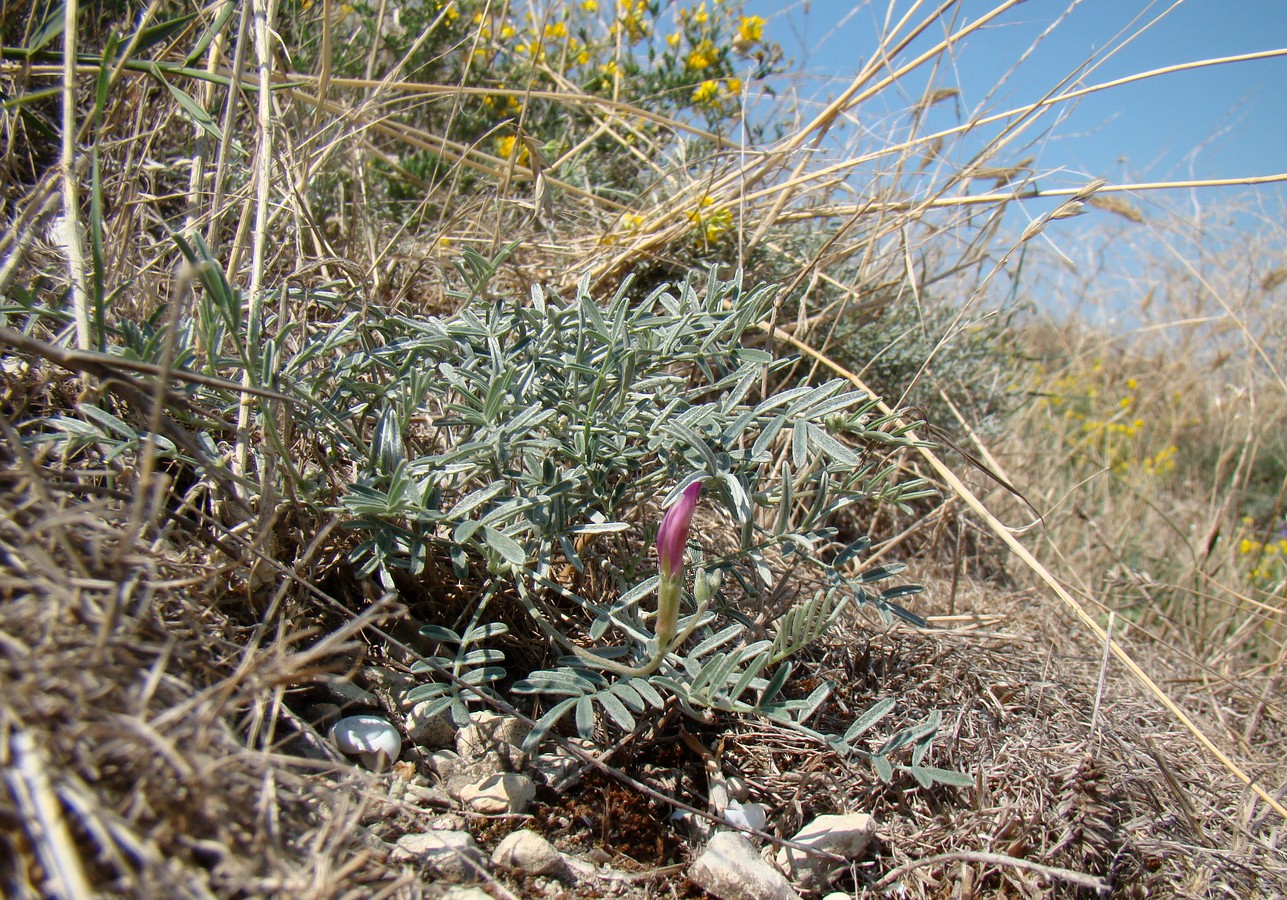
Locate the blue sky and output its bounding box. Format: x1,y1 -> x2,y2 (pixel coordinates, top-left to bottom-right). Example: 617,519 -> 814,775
742,0 -> 1287,197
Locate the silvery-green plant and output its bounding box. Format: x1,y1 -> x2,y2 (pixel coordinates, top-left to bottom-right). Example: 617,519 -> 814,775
19,232 -> 961,785
322,253 -> 965,786
507,482 -> 965,787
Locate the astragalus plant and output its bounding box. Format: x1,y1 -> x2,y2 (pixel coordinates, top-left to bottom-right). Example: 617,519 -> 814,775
332,256 -> 965,786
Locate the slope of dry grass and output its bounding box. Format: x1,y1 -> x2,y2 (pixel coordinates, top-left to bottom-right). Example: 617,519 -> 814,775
2,1 -> 1285,896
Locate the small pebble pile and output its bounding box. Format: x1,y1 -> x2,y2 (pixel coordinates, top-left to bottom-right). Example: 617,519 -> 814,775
312,666 -> 878,897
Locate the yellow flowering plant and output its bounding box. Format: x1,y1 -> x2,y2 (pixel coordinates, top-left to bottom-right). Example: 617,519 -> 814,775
285,0 -> 783,222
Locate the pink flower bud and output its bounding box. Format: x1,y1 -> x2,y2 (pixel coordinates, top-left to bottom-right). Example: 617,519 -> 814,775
657,481 -> 702,581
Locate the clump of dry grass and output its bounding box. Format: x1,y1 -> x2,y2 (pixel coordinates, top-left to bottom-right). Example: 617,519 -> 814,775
3,0 -> 1287,896
983,206 -> 1287,743
0,445 -> 395,895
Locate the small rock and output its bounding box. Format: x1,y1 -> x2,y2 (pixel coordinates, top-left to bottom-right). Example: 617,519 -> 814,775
389,830 -> 486,881
460,773 -> 536,814
822,893 -> 853,900
562,854 -> 598,880
725,774 -> 750,802
530,750 -> 581,787
441,752 -> 508,800
406,700 -> 458,747
429,813 -> 468,831
441,888 -> 493,900
457,711 -> 530,769
722,799 -> 767,831
690,832 -> 801,900
403,783 -> 453,808
492,829 -> 568,877
426,749 -> 463,780
776,813 -> 876,890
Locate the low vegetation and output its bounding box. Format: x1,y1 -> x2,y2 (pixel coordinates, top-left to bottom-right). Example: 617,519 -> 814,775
1,0 -> 1283,896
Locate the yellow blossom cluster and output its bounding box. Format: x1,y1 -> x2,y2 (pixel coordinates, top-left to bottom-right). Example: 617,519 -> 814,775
1140,444 -> 1177,476
483,90 -> 523,118
336,0 -> 783,184
691,77 -> 741,108
433,0 -> 459,25
1041,365 -> 1179,480
678,2 -> 709,27
686,195 -> 732,245
733,14 -> 764,52
602,212 -> 645,245
474,11 -> 516,41
613,0 -> 652,42
686,38 -> 718,71
1235,524 -> 1287,590
495,134 -> 530,166
691,79 -> 720,105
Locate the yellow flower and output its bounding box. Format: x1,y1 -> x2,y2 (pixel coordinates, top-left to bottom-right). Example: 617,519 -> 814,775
436,0 -> 459,24
725,77 -> 742,95
667,32 -> 681,49
733,14 -> 764,53
616,0 -> 651,40
686,195 -> 732,244
1143,444 -> 1176,476
544,20 -> 567,40
486,92 -> 522,116
582,0 -> 598,9
691,79 -> 721,105
687,39 -> 717,70
681,3 -> 709,25
495,134 -> 530,166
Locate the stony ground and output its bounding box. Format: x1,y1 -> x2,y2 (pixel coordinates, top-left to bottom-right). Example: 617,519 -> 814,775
228,574 -> 1287,896
2,455 -> 1284,897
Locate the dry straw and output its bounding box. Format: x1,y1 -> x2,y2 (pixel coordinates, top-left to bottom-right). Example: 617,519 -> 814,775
2,0 -> 1285,894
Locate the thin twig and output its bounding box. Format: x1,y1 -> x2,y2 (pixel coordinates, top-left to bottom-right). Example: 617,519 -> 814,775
60,0 -> 91,351
0,326 -> 291,402
1088,610 -> 1114,751
871,849 -> 1109,893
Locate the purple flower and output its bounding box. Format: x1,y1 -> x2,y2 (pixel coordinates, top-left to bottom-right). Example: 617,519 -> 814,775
657,481 -> 703,581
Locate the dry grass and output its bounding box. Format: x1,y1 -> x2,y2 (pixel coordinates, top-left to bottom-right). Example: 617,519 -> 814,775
2,0 -> 1286,896
742,572 -> 1287,896
0,439 -> 396,896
